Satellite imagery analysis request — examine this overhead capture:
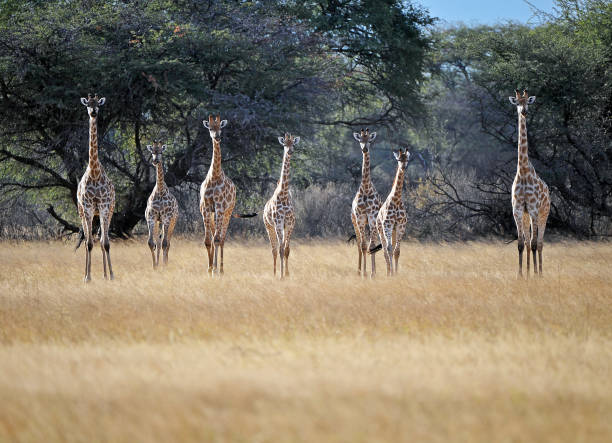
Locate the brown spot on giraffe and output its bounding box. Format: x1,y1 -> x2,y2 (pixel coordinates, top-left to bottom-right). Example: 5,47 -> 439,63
509,89 -> 550,278
77,94 -> 115,283
145,140 -> 179,269
376,148 -> 410,277
351,128 -> 382,278
263,133 -> 299,278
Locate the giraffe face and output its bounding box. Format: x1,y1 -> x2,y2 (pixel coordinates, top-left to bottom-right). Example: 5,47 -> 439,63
277,133 -> 300,155
147,142 -> 166,165
509,89 -> 536,116
203,115 -> 227,142
80,94 -> 105,118
353,128 -> 377,153
393,148 -> 410,171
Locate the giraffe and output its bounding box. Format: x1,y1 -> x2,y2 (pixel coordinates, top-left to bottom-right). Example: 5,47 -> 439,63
376,148 -> 410,276
351,128 -> 382,277
200,115 -> 257,275
509,89 -> 550,278
76,94 -> 115,282
145,140 -> 179,269
263,133 -> 299,278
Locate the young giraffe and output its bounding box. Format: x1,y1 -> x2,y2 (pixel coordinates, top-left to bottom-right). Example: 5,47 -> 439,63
263,133 -> 299,278
145,140 -> 179,269
199,115 -> 238,275
376,148 -> 410,276
351,128 -> 382,278
509,89 -> 550,278
76,94 -> 115,282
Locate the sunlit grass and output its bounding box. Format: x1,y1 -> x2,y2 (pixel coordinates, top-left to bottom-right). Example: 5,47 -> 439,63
1,239 -> 611,442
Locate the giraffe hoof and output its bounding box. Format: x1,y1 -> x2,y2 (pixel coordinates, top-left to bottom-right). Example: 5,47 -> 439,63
84,276 -> 91,284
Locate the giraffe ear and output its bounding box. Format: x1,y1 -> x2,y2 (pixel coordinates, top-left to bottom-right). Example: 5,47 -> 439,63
353,132 -> 361,142
80,97 -> 88,106
527,96 -> 536,104
393,150 -> 401,161
278,136 -> 285,146
97,97 -> 106,106
219,119 -> 227,128
509,97 -> 518,105
146,145 -> 153,153
202,120 -> 210,129
369,132 -> 377,142
161,144 -> 167,152
293,136 -> 300,145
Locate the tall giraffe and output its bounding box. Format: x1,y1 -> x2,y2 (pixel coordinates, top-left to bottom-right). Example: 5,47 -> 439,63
376,148 -> 409,276
263,133 -> 299,278
200,115 -> 256,275
145,140 -> 179,269
351,128 -> 382,277
76,94 -> 115,282
509,89 -> 550,278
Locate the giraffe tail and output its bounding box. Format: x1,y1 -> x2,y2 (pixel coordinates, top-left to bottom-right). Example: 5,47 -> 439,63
74,228 -> 85,251
368,244 -> 383,254
233,212 -> 258,218
347,234 -> 357,243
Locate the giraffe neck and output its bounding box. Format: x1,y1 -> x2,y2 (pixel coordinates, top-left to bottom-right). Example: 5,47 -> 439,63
208,138 -> 223,179
390,166 -> 405,202
360,150 -> 373,192
517,113 -> 530,174
277,150 -> 292,195
88,117 -> 102,178
155,161 -> 167,193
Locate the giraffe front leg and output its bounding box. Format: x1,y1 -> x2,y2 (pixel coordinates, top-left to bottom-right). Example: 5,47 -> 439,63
377,219 -> 391,276
530,221 -> 538,278
81,209 -> 94,283
201,210 -> 214,274
283,216 -> 295,278
264,218 -> 278,276
99,207 -> 114,281
537,221 -> 547,277
393,221 -> 406,275
274,222 -> 285,279
147,218 -> 157,269
163,216 -> 176,266
513,209 -> 526,279
351,213 -> 361,276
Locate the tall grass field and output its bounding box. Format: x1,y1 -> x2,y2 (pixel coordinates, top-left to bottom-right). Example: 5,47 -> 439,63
1,239 -> 611,442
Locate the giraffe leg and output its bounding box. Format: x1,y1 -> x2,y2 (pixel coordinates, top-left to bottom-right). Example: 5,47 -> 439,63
377,219 -> 393,276
264,220 -> 278,276
201,210 -> 214,274
367,214 -> 378,278
283,216 -> 295,277
147,218 -> 157,269
217,210 -> 233,275
513,208 -> 526,279
356,216 -> 368,278
530,221 -> 538,278
163,216 -> 176,266
351,213 -> 362,276
537,222 -> 547,277
394,221 -> 406,275
81,208 -> 94,283
274,222 -> 285,279
99,207 -> 114,281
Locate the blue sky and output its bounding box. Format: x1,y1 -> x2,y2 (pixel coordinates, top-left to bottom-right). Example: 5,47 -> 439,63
419,0 -> 557,25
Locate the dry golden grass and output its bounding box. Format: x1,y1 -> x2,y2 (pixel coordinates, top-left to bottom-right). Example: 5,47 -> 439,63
1,238 -> 611,442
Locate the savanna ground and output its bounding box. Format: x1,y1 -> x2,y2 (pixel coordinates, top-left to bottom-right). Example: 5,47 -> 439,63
0,238 -> 611,442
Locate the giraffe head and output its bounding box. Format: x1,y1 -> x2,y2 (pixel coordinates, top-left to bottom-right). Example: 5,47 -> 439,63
203,115 -> 227,142
393,148 -> 410,172
277,133 -> 300,155
80,94 -> 106,118
146,140 -> 167,165
353,128 -> 377,153
509,89 -> 535,116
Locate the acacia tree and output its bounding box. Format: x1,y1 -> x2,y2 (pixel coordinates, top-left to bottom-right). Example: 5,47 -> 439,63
410,0 -> 612,239
0,0 -> 434,238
